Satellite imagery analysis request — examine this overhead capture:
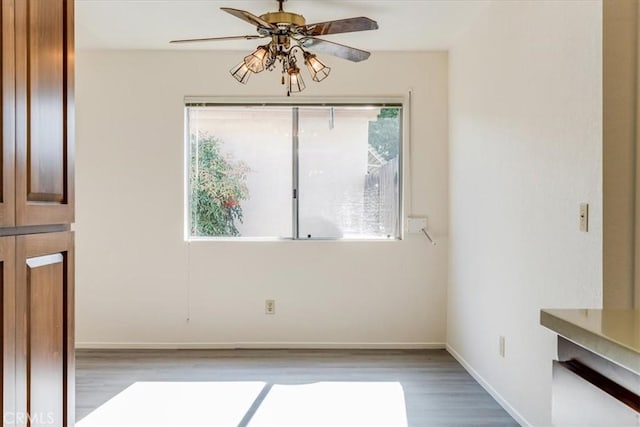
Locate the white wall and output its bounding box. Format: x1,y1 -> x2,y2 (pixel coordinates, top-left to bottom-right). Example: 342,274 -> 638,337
75,50 -> 449,347
447,1 -> 602,426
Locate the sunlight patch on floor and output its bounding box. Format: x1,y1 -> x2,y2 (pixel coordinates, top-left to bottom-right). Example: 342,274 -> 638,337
76,381 -> 407,426
76,381 -> 266,426
248,382 -> 407,427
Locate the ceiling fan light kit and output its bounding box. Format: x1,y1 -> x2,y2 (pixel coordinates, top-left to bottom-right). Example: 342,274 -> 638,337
244,45 -> 270,73
171,0 -> 379,95
230,61 -> 252,84
287,64 -> 305,93
304,52 -> 331,82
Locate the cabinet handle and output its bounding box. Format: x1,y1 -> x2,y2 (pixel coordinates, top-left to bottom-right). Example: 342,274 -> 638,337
559,359 -> 640,413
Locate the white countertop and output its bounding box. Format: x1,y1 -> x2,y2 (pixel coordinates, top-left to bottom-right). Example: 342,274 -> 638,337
540,309 -> 640,375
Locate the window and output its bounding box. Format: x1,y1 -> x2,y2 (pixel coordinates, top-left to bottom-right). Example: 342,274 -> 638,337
186,102 -> 402,240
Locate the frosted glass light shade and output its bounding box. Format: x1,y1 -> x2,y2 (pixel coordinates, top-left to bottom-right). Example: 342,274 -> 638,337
230,61 -> 252,84
288,66 -> 306,93
244,45 -> 270,73
304,53 -> 331,82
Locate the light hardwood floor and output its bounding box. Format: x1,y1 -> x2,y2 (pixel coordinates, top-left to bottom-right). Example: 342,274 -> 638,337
76,349 -> 519,426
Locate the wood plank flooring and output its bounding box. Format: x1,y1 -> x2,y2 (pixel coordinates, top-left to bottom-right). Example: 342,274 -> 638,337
76,349 -> 519,426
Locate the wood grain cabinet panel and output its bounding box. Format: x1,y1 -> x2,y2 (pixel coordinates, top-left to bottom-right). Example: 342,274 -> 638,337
1,0 -> 75,425
1,0 -> 16,227
15,0 -> 74,226
0,237 -> 16,427
15,231 -> 74,427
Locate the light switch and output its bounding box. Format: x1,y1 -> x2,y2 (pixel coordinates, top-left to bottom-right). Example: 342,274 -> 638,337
579,203 -> 588,232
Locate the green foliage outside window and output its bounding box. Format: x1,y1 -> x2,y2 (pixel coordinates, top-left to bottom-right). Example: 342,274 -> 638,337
190,133 -> 250,236
368,107 -> 400,161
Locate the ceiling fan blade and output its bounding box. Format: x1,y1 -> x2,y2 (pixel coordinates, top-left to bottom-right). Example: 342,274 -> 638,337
302,38 -> 371,62
170,35 -> 266,44
221,7 -> 276,30
304,17 -> 378,36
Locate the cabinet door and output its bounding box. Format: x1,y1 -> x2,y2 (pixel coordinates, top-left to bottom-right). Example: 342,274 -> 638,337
1,0 -> 16,227
0,237 -> 16,426
553,361 -> 640,426
14,0 -> 74,226
15,231 -> 74,427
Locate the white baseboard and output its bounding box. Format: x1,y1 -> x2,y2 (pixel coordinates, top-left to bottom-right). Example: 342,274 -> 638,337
76,341 -> 446,350
446,344 -> 529,427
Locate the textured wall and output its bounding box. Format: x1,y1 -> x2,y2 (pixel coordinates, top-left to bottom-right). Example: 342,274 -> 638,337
448,1 -> 602,425
75,50 -> 450,348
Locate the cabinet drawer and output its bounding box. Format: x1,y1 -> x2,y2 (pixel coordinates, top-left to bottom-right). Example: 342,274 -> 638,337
552,360 -> 640,426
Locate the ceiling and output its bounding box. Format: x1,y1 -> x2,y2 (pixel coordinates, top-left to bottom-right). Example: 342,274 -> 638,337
75,0 -> 490,51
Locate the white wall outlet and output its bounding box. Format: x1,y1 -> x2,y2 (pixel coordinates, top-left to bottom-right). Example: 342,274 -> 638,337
579,203 -> 589,232
265,299 -> 275,315
407,216 -> 428,233
499,336 -> 505,358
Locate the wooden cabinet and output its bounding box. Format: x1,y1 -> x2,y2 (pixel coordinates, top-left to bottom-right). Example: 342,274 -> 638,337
1,0 -> 16,227
1,0 -> 75,426
1,237 -> 16,426
1,0 -> 74,228
0,233 -> 74,427
15,232 -> 74,427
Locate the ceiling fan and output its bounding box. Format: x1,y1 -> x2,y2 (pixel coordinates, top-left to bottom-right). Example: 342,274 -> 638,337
170,0 -> 379,95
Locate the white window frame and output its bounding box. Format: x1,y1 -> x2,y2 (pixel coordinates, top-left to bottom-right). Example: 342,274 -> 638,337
184,97 -> 408,241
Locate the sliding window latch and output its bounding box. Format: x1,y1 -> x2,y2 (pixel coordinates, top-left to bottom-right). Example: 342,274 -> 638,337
421,228 -> 437,246
293,189 -> 297,199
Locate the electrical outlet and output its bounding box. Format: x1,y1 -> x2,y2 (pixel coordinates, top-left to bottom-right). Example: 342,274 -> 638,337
499,336 -> 505,358
579,203 -> 589,232
265,299 -> 275,315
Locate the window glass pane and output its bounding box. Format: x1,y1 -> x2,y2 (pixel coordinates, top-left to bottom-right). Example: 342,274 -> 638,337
297,106 -> 401,239
187,106 -> 293,238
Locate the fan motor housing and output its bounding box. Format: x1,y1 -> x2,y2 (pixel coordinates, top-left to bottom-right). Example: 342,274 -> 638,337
260,11 -> 306,27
